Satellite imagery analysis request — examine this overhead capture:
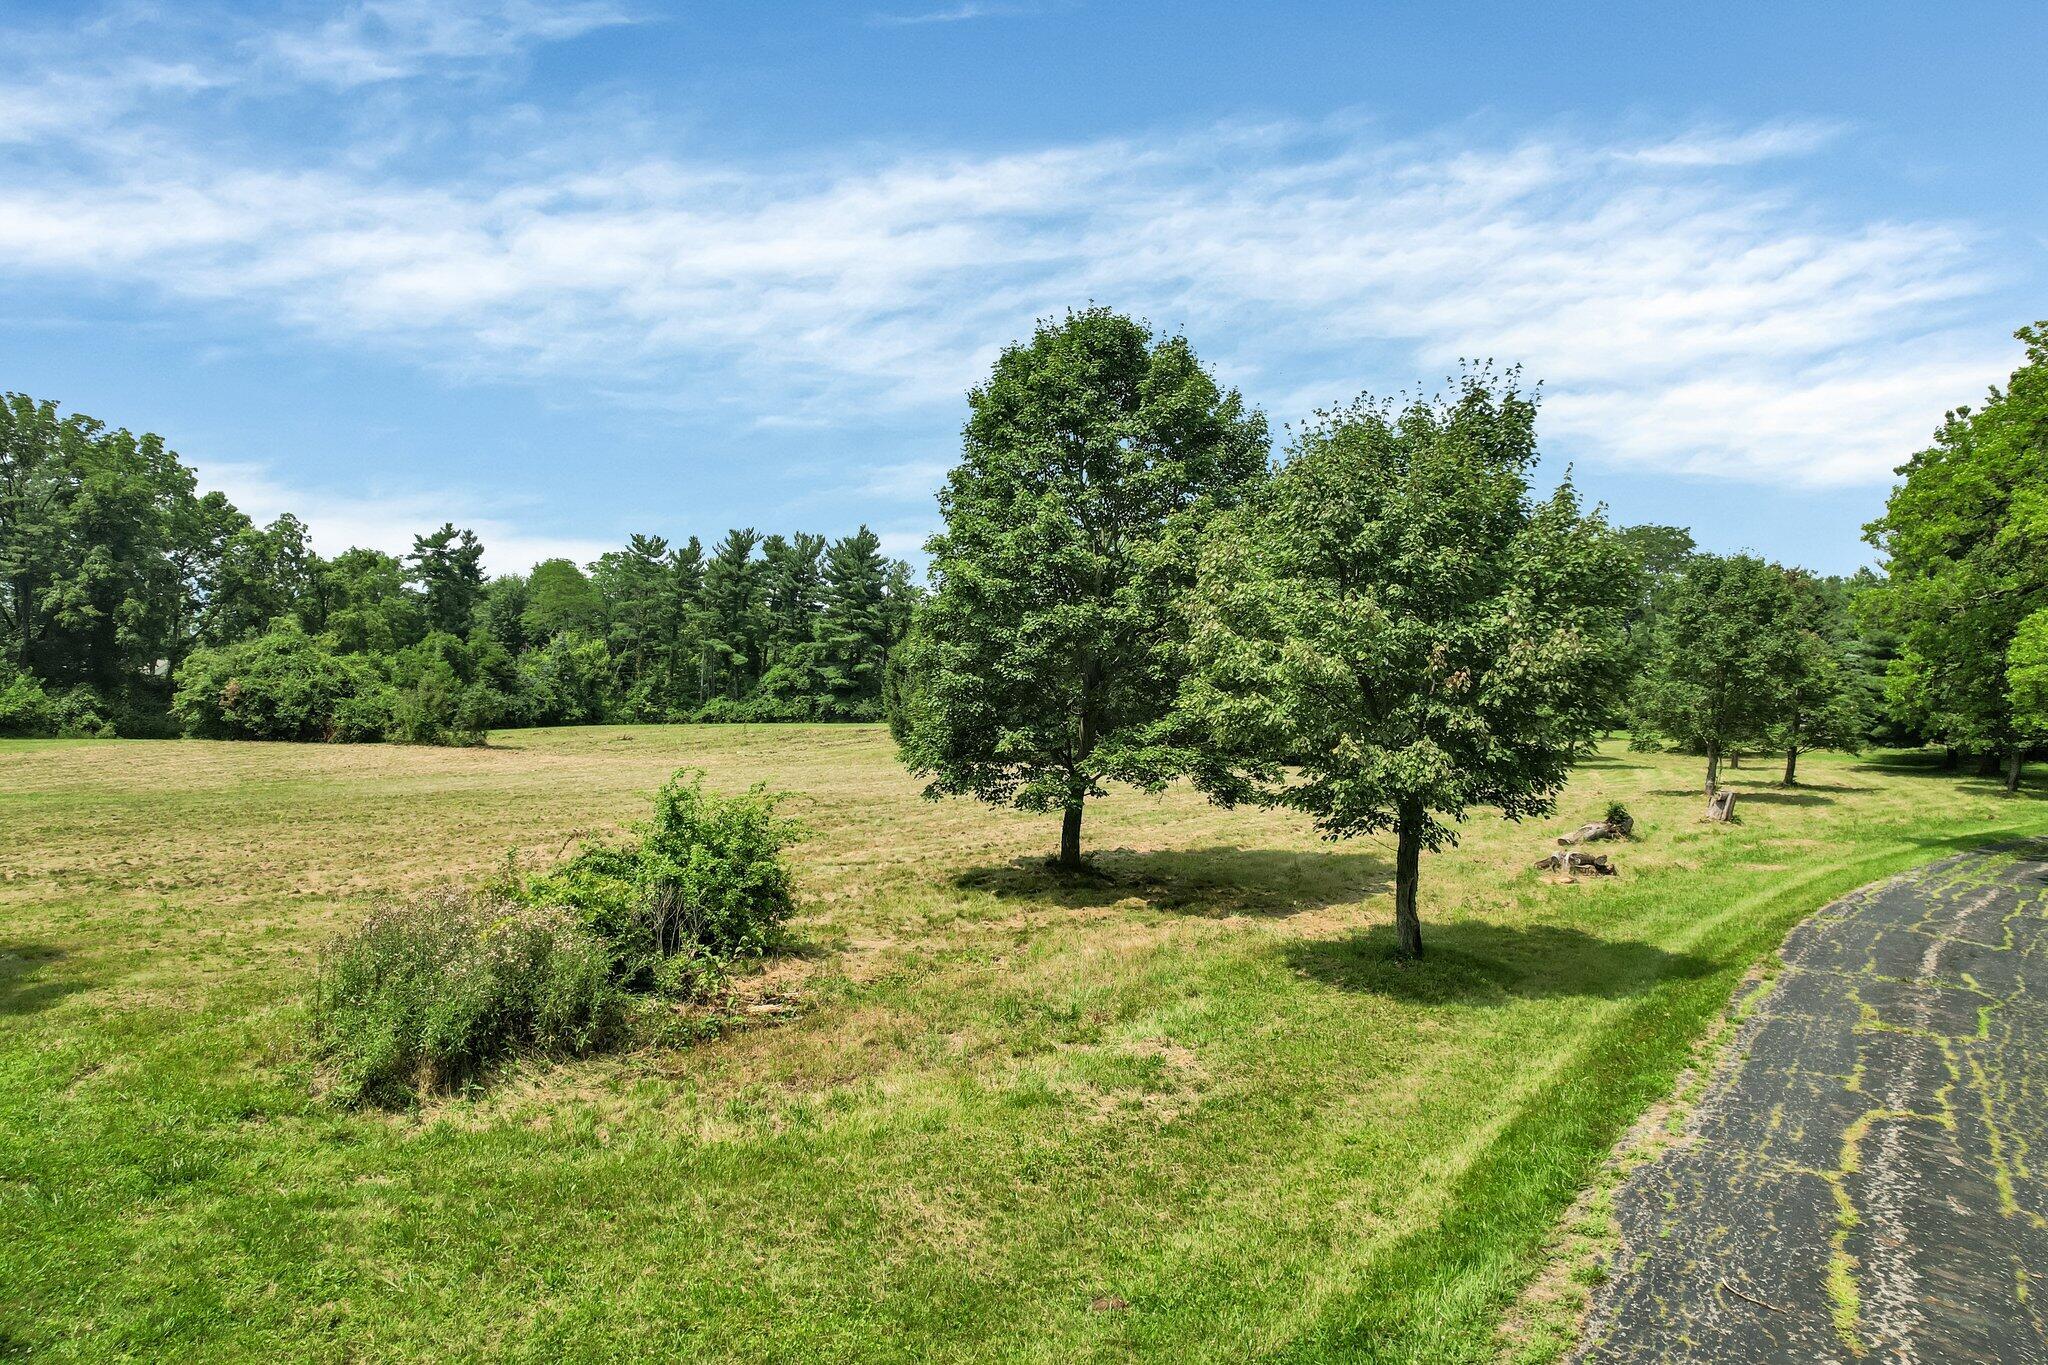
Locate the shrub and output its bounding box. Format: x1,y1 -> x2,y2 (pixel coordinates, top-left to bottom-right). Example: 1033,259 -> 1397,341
174,620 -> 389,741
313,891 -> 623,1107
518,771 -> 799,989
0,671 -> 116,738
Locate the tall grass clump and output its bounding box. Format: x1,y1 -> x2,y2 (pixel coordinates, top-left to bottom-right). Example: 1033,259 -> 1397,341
313,769 -> 798,1105
313,892 -> 622,1107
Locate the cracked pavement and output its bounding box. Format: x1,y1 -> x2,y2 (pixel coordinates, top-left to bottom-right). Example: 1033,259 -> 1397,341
1577,844 -> 2048,1363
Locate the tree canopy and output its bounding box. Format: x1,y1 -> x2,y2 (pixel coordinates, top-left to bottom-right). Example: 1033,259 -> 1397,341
1864,321 -> 2048,791
896,307 -> 1271,867
1177,370 -> 1634,956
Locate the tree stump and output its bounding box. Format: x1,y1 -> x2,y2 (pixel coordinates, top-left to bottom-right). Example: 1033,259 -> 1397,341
1705,789 -> 1738,823
1535,849 -> 1617,876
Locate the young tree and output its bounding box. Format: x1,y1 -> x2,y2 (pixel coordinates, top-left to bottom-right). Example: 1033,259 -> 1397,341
1178,372 -> 1632,957
408,524 -> 485,637
1865,322 -> 2048,793
1630,553 -> 1801,793
897,307 -> 1270,867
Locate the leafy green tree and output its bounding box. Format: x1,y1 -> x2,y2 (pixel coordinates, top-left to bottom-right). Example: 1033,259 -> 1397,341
475,573 -> 531,656
323,549 -> 426,656
2007,609 -> 2048,779
523,558 -> 604,642
897,307 -> 1270,867
1865,323 -> 2048,792
407,523 -> 485,637
1768,572 -> 1869,785
1178,372 -> 1632,957
1630,553 -> 1801,792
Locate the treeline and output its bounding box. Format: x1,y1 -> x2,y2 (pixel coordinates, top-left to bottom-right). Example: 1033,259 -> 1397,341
5,315 -> 2042,799
0,393 -> 919,742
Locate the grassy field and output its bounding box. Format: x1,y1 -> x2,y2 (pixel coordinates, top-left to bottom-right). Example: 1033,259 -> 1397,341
2,726 -> 2042,1362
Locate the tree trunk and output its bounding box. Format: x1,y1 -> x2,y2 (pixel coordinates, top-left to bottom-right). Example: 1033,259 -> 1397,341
1705,741 -> 1722,795
2008,750 -> 2024,795
1393,807 -> 1423,959
1782,747 -> 1798,787
1941,746 -> 1959,771
1057,802 -> 1084,869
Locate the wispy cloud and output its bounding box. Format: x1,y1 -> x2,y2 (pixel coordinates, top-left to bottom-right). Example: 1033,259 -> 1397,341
195,459 -> 616,574
869,3 -> 1038,27
0,2 -> 2020,560
266,0 -> 637,86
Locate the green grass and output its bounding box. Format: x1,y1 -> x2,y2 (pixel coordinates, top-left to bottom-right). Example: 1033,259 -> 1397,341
1,727 -> 2040,1362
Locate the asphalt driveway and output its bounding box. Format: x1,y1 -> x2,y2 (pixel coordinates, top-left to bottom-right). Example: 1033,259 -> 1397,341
1577,844 -> 2048,1363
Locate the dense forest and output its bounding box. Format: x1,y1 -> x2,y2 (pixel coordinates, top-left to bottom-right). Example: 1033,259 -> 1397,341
0,392 -> 919,743
3,317 -> 2043,800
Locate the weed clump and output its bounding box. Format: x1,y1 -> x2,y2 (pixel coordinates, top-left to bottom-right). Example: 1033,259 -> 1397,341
313,892 -> 621,1107
312,768 -> 799,1106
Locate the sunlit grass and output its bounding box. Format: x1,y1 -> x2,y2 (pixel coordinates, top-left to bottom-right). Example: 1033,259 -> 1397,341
1,727 -> 2039,1361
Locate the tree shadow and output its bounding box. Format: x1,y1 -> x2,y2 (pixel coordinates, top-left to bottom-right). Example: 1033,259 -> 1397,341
0,946 -> 85,1017
952,845 -> 1393,918
1572,753 -> 1645,770
1283,921 -> 1715,1006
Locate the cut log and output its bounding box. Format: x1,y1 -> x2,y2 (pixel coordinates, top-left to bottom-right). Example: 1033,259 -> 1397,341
1534,850 -> 1617,876
1558,821 -> 1613,846
1705,789 -> 1738,823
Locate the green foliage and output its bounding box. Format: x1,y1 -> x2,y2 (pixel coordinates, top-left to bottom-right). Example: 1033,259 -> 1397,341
1629,553 -> 1802,788
522,558 -> 604,642
1605,800 -> 1633,830
2008,608 -> 2048,745
408,523 -> 486,637
173,619 -> 391,742
517,770 -> 799,987
0,667 -> 112,737
897,307 -> 1271,865
1177,368 -> 1634,950
312,892 -> 623,1107
1865,322 -> 2048,779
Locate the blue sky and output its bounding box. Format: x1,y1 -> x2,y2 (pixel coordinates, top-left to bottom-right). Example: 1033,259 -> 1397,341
2,1 -> 2042,574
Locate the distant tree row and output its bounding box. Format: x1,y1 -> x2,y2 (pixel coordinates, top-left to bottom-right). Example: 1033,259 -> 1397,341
0,391 -> 919,741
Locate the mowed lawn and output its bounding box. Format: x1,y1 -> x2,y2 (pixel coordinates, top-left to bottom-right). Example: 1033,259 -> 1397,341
2,728 -> 2042,1362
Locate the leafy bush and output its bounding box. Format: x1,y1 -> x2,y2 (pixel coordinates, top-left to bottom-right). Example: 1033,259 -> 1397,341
518,771 -> 798,989
0,670 -> 115,737
313,891 -> 623,1107
1604,800 -> 1633,831
175,620 -> 391,741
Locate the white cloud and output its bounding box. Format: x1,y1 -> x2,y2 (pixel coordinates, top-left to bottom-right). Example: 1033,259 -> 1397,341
870,3 -> 1038,26
266,0 -> 636,86
195,459 -> 614,575
0,8 -> 2022,527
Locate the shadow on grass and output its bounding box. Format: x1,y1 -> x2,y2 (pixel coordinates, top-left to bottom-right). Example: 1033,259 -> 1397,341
1284,921 -> 1714,1005
0,945 -> 84,1017
1572,752 -> 1646,770
953,845 -> 1392,917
